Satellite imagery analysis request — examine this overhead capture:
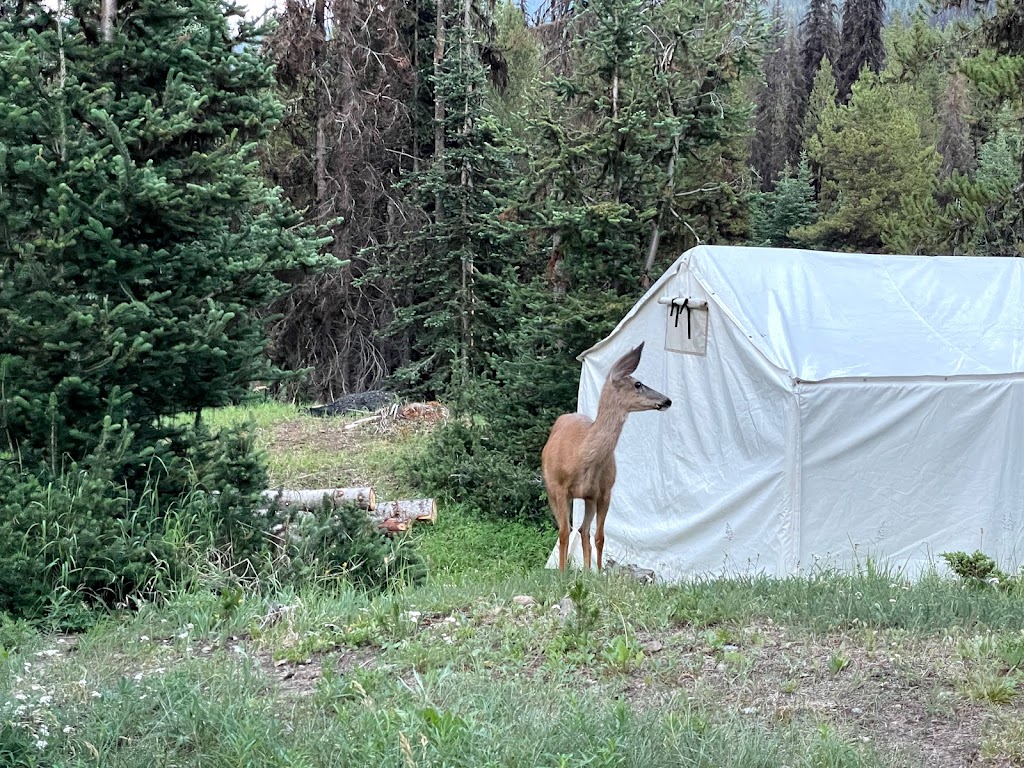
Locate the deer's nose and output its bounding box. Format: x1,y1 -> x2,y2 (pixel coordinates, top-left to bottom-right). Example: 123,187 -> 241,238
660,398 -> 672,410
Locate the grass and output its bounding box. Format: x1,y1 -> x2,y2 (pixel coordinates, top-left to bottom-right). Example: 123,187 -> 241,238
4,401 -> 1024,766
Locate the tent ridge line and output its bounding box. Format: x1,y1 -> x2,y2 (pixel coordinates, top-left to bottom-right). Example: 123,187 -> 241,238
796,371 -> 1024,386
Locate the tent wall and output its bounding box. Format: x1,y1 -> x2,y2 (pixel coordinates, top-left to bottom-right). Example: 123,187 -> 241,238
797,376 -> 1024,574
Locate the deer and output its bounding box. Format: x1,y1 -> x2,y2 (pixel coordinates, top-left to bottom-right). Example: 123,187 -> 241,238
542,342 -> 672,573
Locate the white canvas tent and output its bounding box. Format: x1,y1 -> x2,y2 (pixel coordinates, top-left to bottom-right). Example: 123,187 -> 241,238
546,245 -> 1024,580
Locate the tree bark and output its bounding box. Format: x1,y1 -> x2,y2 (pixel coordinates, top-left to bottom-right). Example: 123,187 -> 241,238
100,0 -> 116,43
372,498 -> 438,532
642,131 -> 679,288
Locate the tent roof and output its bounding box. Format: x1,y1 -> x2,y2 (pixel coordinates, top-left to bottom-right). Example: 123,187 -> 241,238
584,245 -> 1024,381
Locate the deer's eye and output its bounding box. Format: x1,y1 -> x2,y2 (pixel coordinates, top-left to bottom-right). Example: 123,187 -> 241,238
634,381 -> 643,391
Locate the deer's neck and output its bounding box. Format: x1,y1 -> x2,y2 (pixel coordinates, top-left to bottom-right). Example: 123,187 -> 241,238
581,388 -> 629,467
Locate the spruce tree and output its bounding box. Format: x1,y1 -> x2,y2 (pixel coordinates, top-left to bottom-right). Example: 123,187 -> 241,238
836,0 -> 886,100
752,12 -> 803,190
0,0 -> 326,480
375,7 -> 526,397
751,155 -> 818,246
799,0 -> 839,99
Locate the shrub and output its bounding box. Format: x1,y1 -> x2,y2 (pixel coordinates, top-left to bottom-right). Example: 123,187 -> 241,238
280,500 -> 426,592
942,550 -> 1011,586
0,419 -> 270,623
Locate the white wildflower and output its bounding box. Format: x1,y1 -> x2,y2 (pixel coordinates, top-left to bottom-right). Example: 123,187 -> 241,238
34,739 -> 46,750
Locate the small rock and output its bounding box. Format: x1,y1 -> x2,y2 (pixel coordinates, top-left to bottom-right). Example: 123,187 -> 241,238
643,640 -> 665,654
722,644 -> 739,652
512,595 -> 538,608
741,707 -> 757,715
851,707 -> 863,715
556,597 -> 576,623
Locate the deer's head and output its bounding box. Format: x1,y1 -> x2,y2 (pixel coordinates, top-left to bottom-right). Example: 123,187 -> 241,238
607,342 -> 672,412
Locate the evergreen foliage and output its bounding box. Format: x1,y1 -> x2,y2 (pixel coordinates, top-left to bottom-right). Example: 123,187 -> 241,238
799,0 -> 839,91
0,0 -> 328,614
800,56 -> 839,191
752,10 -> 804,190
750,155 -> 818,246
796,73 -> 940,251
887,116 -> 1023,256
836,0 -> 887,100
936,73 -> 976,177
282,501 -> 427,591
373,11 -> 528,398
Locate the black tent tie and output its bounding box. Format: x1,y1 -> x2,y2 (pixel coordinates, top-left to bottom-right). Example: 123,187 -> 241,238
670,298 -> 692,339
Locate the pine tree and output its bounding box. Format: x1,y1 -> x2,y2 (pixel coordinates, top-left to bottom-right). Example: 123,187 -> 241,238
0,0 -> 326,480
936,72 -> 975,177
796,73 -> 940,251
752,13 -> 803,190
836,0 -> 886,101
801,56 -> 839,192
374,8 -> 526,398
799,0 -> 839,96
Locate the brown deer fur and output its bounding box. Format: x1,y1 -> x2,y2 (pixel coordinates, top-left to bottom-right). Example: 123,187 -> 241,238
542,343 -> 672,572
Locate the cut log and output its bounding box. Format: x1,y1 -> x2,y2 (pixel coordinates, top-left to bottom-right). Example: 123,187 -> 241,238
372,498 -> 437,525
261,487 -> 376,511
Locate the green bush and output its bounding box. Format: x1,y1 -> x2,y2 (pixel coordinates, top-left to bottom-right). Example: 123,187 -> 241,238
280,500 -> 426,592
942,550 -> 1015,588
0,420 -> 270,623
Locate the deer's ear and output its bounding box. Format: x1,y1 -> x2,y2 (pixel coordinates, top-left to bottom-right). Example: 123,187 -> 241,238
610,343 -> 644,377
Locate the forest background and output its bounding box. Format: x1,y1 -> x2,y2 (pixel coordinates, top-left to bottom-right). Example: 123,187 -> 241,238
257,0 -> 1024,519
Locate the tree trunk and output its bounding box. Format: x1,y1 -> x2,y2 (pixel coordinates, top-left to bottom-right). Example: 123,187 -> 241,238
642,131 -> 679,288
100,0 -> 116,43
433,0 -> 446,220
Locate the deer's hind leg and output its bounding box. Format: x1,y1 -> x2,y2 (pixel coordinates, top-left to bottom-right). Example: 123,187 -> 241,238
548,486 -> 573,572
595,492 -> 611,572
580,498 -> 597,571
